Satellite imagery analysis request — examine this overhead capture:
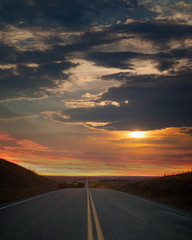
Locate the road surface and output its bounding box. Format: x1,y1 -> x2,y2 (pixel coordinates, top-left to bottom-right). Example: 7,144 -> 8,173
0,187 -> 192,240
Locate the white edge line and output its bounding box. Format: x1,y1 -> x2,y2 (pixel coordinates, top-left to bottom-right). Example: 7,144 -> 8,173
0,190 -> 60,210
126,192 -> 192,218
104,189 -> 192,218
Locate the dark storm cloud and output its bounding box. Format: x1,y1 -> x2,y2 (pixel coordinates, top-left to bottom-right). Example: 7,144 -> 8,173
0,66 -> 74,101
102,72 -> 158,84
100,70 -> 192,131
110,21 -> 192,45
0,0 -> 192,131
0,42 -> 78,100
0,27 -> 127,101
55,70 -> 192,131
0,44 -> 18,64
48,30 -> 127,55
0,0 -> 156,102
86,51 -> 140,69
17,61 -> 73,78
0,30 -> 121,101
0,0 -> 155,28
102,67 -> 192,85
86,47 -> 192,72
0,43 -> 74,65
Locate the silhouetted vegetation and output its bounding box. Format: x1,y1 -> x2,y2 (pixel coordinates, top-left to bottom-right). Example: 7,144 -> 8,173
59,182 -> 85,188
45,176 -> 85,188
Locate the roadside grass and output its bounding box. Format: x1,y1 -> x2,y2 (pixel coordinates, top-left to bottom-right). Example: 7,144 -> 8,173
0,158 -> 86,204
90,172 -> 192,211
0,158 -> 60,203
59,182 -> 85,188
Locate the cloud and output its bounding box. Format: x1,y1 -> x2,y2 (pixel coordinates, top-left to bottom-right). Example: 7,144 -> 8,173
0,43 -> 78,101
0,131 -> 51,152
0,0 -> 192,132
85,46 -> 192,73
0,132 -> 16,141
150,0 -> 192,24
41,111 -> 70,121
17,139 -> 50,151
47,69 -> 192,131
0,0 -> 156,28
60,98 -> 121,109
180,127 -> 192,136
111,20 -> 192,45
1,0 -> 191,103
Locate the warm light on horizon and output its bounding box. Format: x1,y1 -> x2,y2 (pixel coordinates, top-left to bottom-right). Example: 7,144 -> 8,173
1,127 -> 192,177
129,131 -> 146,138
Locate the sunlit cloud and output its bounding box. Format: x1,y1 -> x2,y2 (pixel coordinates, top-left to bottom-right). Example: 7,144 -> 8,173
98,101 -> 120,107
130,59 -> 161,75
63,99 -> 96,108
66,59 -> 128,84
82,92 -> 103,100
61,98 -> 123,109
154,1 -> 192,24
0,64 -> 17,69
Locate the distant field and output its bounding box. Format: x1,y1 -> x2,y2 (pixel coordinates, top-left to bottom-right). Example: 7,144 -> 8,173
89,172 -> 192,211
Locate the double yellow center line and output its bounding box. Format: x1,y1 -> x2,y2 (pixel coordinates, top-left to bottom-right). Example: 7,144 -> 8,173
87,188 -> 104,240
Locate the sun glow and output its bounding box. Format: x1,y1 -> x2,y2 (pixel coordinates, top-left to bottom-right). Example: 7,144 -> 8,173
129,131 -> 145,138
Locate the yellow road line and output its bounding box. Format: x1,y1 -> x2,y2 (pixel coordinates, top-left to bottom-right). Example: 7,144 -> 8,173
87,189 -> 94,240
88,189 -> 104,240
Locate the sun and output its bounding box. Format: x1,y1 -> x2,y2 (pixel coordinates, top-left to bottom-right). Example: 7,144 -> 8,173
129,131 -> 145,138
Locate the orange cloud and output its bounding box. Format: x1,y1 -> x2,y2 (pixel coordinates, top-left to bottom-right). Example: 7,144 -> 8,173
17,140 -> 50,151
1,127 -> 192,176
0,132 -> 16,141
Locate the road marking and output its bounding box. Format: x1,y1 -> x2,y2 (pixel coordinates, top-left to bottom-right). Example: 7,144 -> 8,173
123,191 -> 192,218
0,190 -> 60,210
88,189 -> 104,240
87,189 -> 94,240
85,179 -> 89,188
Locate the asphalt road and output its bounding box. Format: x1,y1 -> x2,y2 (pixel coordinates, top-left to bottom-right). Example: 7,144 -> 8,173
0,188 -> 192,240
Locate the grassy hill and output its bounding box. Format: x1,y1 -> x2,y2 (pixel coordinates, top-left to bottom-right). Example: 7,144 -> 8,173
118,172 -> 192,210
90,172 -> 192,211
0,158 -> 60,203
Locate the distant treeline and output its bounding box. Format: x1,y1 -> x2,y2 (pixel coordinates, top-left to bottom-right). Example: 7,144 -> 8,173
59,182 -> 85,188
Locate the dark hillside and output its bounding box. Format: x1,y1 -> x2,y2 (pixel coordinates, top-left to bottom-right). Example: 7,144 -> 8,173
117,172 -> 192,210
0,158 -> 60,203
90,172 -> 192,211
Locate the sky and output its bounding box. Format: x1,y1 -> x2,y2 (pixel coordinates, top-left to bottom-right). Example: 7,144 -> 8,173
0,0 -> 192,176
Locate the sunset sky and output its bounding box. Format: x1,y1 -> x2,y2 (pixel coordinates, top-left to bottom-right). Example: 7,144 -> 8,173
0,0 -> 192,176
